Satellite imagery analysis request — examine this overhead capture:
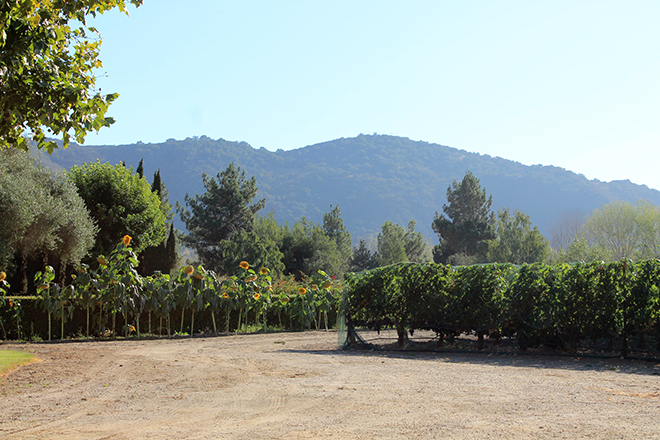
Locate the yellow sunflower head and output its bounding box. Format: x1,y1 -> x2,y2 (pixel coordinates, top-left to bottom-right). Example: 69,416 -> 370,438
245,275 -> 258,283
253,292 -> 261,300
260,267 -> 269,275
298,287 -> 307,295
0,272 -> 5,282
122,235 -> 132,246
323,281 -> 332,290
184,265 -> 194,275
239,261 -> 250,270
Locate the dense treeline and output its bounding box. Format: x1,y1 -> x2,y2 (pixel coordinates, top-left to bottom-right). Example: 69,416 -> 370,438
0,151 -> 177,293
344,260 -> 660,356
41,134 -> 660,243
6,145 -> 660,349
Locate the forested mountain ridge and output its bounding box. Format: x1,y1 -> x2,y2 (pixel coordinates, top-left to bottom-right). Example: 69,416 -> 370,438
40,134 -> 660,242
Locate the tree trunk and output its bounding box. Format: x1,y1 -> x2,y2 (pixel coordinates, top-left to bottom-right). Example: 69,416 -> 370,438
397,325 -> 406,347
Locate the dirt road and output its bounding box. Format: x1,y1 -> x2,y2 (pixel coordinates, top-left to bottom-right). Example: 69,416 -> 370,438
1,331 -> 659,439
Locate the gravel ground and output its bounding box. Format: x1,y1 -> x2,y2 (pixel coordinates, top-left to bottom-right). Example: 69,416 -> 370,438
0,331 -> 659,439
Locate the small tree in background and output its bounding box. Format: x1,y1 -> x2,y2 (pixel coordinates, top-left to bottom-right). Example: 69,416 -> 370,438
488,208 -> 550,264
280,217 -> 345,278
376,221 -> 408,266
323,205 -> 353,273
404,220 -> 430,263
351,239 -> 377,272
586,200 -> 644,260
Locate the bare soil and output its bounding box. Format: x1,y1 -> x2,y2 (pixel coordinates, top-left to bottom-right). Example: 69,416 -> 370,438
0,331 -> 659,439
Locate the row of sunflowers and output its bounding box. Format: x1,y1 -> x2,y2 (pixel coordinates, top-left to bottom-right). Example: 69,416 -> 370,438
0,237 -> 342,341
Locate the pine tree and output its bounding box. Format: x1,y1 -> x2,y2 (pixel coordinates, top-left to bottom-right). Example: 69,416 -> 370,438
178,163 -> 265,271
432,171 -> 495,265
351,239 -> 377,272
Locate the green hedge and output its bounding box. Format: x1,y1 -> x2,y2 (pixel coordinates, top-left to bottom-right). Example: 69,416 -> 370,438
344,260 -> 660,355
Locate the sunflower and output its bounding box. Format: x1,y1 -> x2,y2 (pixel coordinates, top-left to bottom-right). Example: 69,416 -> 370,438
0,272 -> 5,282
122,235 -> 132,246
311,284 -> 318,291
260,267 -> 269,275
245,275 -> 258,283
323,281 -> 332,289
253,292 -> 261,300
223,292 -> 229,299
97,257 -> 107,266
184,265 -> 194,275
298,287 -> 307,295
239,261 -> 250,270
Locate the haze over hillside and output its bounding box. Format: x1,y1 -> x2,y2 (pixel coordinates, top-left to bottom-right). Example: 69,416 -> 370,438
41,134 -> 660,243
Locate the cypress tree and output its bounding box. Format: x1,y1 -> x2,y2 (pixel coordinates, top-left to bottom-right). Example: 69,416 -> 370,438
151,169 -> 162,196
165,223 -> 177,272
136,158 -> 144,178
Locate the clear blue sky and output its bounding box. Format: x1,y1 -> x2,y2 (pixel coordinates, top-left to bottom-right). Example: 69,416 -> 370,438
86,1 -> 660,190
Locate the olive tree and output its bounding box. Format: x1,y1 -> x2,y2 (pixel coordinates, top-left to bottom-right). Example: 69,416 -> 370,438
0,149 -> 96,290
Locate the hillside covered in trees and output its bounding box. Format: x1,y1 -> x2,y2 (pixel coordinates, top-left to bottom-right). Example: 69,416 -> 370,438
40,134 -> 660,241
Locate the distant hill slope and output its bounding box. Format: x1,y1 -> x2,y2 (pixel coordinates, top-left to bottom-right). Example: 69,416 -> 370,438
41,134 -> 660,242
